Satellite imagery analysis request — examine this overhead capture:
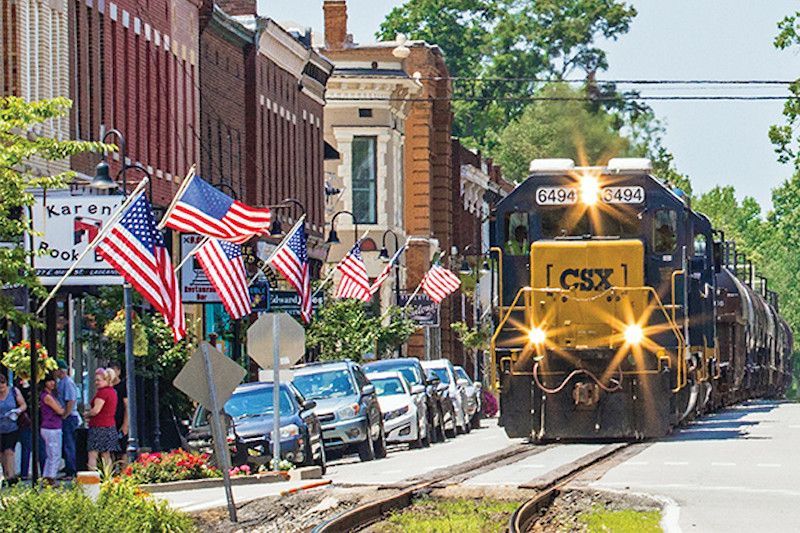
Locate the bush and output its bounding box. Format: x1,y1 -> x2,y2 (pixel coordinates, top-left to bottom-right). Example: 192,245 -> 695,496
123,449 -> 222,484
0,480 -> 195,532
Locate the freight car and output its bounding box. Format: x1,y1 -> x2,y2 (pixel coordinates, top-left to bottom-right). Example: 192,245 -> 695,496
490,158 -> 792,441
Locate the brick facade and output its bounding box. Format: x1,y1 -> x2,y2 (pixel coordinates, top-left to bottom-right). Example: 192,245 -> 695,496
69,0 -> 201,207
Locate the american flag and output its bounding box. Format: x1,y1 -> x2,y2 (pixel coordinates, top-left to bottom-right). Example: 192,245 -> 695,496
420,264 -> 462,304
97,193 -> 186,341
195,238 -> 251,320
335,243 -> 371,302
164,175 -> 271,244
370,245 -> 405,296
266,217 -> 312,323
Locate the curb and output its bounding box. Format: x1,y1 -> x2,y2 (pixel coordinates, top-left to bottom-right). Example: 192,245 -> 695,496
140,466 -> 321,493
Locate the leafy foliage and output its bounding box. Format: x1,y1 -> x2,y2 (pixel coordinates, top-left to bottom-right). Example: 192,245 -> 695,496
378,0 -> 637,150
451,321 -> 493,352
0,97 -> 109,326
306,299 -> 415,362
1,340 -> 56,381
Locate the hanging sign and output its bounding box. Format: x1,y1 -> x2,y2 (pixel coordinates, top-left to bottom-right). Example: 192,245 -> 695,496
180,234 -> 221,303
30,193 -> 125,286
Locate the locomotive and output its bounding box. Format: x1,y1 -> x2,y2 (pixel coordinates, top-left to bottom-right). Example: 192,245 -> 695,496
489,158 -> 793,441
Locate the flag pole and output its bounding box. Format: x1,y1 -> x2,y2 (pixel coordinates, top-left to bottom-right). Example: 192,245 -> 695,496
36,179 -> 150,315
173,235 -> 210,273
312,229 -> 370,298
248,216 -> 306,287
400,252 -> 447,311
157,165 -> 195,230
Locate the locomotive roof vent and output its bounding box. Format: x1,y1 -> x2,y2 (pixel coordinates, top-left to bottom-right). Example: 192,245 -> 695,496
607,158 -> 653,173
529,158 -> 575,173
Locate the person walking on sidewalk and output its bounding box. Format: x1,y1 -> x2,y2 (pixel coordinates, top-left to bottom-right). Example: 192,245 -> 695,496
85,368 -> 118,470
0,374 -> 26,482
40,373 -> 65,483
56,359 -> 79,478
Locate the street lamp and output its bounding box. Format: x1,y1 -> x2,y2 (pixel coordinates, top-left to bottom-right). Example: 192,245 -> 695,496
89,128 -> 152,463
326,210 -> 359,247
269,198 -> 306,236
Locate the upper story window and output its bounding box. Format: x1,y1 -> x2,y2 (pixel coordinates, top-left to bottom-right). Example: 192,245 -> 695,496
352,136 -> 377,224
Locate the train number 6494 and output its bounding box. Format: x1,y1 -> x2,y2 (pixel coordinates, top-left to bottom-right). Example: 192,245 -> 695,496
536,187 -> 578,205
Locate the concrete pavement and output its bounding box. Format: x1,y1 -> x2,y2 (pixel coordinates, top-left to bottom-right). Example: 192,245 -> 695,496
593,400 -> 800,532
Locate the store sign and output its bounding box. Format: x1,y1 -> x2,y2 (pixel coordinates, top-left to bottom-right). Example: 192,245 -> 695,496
180,234 -> 221,303
30,194 -> 125,286
399,292 -> 440,327
262,290 -> 325,318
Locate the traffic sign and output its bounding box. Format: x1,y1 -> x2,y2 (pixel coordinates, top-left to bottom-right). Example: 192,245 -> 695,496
173,342 -> 246,411
246,312 -> 306,370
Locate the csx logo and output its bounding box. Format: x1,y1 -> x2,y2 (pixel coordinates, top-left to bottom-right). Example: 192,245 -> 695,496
559,268 -> 614,291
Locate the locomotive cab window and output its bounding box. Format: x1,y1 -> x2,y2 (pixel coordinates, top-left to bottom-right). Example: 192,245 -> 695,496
693,234 -> 707,256
504,212 -> 529,255
653,209 -> 677,253
540,209 -> 590,238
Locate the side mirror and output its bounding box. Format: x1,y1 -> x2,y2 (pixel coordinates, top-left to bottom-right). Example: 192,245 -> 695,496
457,378 -> 469,387
302,400 -> 317,411
437,383 -> 449,393
411,385 -> 425,395
427,375 -> 441,386
361,384 -> 376,396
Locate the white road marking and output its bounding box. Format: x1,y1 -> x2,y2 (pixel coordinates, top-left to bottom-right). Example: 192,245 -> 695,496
789,425 -> 800,429
664,461 -> 689,466
711,462 -> 736,467
624,461 -> 649,466
519,464 -> 545,468
756,463 -> 781,468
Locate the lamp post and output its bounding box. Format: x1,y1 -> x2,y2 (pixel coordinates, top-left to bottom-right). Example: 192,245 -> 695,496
89,128 -> 152,463
326,210 -> 358,247
379,229 -> 403,357
268,198 -> 306,236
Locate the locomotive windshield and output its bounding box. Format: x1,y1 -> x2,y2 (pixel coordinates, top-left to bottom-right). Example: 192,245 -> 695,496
537,208 -> 639,240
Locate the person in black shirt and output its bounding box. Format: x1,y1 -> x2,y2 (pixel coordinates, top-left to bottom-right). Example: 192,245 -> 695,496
109,362 -> 128,461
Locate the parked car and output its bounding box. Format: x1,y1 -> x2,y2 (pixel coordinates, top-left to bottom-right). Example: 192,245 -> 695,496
365,370 -> 429,448
363,357 -> 448,443
185,382 -> 326,472
292,360 -> 387,462
422,359 -> 470,436
454,365 -> 481,429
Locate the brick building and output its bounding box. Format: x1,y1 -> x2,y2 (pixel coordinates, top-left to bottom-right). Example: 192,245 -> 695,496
322,0 -> 457,360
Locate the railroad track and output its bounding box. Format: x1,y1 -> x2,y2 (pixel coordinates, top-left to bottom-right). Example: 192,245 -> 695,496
507,443 -> 632,532
312,442 -> 633,533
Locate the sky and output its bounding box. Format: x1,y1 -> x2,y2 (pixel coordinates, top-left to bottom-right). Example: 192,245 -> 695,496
264,0 -> 800,210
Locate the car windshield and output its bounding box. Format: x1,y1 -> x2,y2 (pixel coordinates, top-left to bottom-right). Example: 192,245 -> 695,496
371,377 -> 406,396
293,370 -> 356,400
366,363 -> 422,385
195,387 -> 294,426
455,368 -> 469,382
427,367 -> 450,384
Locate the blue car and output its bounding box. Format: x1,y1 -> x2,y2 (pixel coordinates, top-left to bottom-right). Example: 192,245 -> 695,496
186,382 -> 326,473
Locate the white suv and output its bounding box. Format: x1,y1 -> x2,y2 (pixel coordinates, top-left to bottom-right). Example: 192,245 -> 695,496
421,359 -> 470,435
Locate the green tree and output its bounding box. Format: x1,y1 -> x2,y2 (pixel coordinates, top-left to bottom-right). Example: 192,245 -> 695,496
494,84 -> 631,180
306,299 -> 415,362
378,0 -> 637,150
693,186 -> 767,261
771,12 -> 800,167
0,97 -> 106,326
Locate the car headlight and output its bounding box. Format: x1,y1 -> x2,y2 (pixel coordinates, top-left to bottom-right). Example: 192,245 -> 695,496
336,403 -> 361,420
383,406 -> 409,421
280,424 -> 300,439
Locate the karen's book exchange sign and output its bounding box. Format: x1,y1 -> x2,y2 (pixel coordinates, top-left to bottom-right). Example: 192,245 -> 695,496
30,193 -> 125,286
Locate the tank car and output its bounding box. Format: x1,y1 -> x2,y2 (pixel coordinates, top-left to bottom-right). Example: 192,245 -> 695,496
489,158 -> 793,441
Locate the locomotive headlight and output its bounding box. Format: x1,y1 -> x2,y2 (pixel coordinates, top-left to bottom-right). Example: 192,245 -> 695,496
580,176 -> 600,205
528,327 -> 547,345
624,324 -> 644,345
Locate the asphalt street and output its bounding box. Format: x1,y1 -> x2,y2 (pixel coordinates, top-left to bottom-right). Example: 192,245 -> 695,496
593,400 -> 800,532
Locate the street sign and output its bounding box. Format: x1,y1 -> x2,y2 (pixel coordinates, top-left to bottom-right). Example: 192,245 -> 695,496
266,290 -> 325,317
30,192 -> 125,286
180,234 -> 221,304
173,342 -> 246,411
400,292 -> 440,326
246,312 -> 305,370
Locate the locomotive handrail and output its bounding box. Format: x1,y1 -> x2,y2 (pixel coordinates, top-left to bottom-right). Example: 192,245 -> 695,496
671,269 -> 685,325
490,285 -> 688,393
490,246 -> 504,310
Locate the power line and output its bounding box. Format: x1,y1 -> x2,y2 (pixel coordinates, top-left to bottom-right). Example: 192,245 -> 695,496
422,77 -> 799,85
327,94 -> 800,103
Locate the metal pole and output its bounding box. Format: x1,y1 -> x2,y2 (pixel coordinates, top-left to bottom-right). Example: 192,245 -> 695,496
152,373 -> 161,451
29,321 -> 39,482
124,285 -> 138,462
272,313 -> 281,469
424,326 -> 431,361
200,342 -> 237,522
394,262 -> 401,357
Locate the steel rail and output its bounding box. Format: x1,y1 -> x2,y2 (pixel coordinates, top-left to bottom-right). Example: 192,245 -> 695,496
508,443 -> 631,533
311,444 -> 539,533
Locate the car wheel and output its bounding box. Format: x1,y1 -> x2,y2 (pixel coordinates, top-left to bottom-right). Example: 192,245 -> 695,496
422,417 -> 432,448
314,441 -> 327,476
445,407 -> 457,439
471,411 -> 481,430
437,407 -> 448,442
357,433 -> 375,462
374,425 -> 388,459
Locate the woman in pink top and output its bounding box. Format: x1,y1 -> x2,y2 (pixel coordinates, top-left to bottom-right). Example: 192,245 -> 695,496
39,373 -> 65,482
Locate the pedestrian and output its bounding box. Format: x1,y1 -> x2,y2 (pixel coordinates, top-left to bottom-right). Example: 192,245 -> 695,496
109,362 -> 129,459
14,376 -> 33,479
0,374 -> 26,483
85,368 -> 118,470
39,373 -> 65,484
56,359 -> 79,478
